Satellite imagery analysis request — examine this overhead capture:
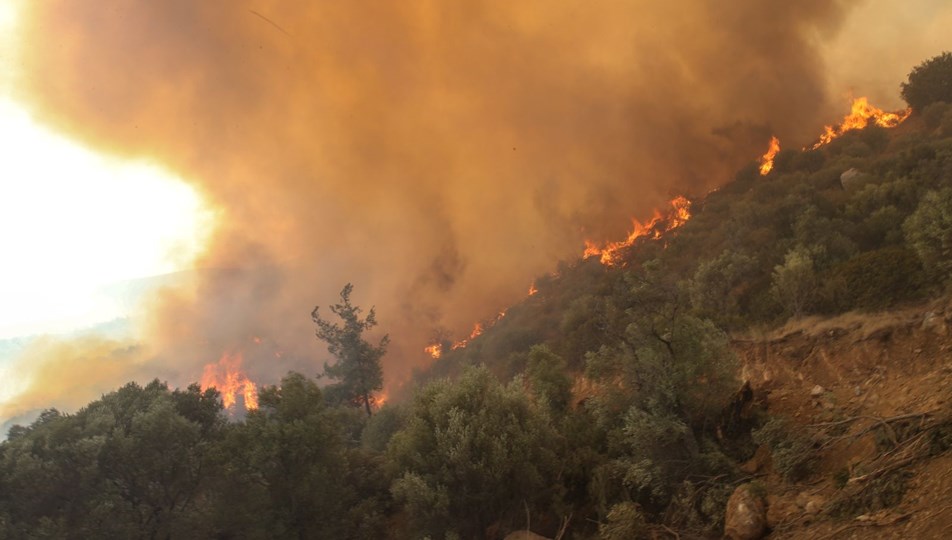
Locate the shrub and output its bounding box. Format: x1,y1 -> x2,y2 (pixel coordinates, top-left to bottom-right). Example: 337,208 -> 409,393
831,246 -> 924,310
752,418 -> 817,482
904,187 -> 952,281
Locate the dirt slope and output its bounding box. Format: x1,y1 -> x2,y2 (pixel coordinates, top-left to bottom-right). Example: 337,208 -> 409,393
733,297 -> 952,539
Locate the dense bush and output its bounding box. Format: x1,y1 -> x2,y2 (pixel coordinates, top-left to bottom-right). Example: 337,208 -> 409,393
901,52 -> 952,111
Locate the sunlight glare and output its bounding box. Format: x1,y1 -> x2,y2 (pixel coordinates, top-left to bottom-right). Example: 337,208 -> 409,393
0,99 -> 215,338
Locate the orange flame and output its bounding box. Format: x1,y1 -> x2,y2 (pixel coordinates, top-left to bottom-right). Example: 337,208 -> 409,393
200,352 -> 259,410
452,322 -> 483,350
583,196 -> 692,266
528,281 -> 538,296
759,136 -> 780,175
424,343 -> 442,359
810,97 -> 910,150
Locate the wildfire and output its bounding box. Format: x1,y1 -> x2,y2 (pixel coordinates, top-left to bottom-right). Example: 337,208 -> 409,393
424,343 -> 442,359
200,352 -> 259,410
759,136 -> 780,175
810,96 -> 910,150
583,196 -> 692,266
452,323 -> 483,350
528,281 -> 538,296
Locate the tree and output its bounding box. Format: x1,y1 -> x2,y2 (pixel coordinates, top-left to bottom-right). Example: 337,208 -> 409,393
312,284 -> 389,416
901,51 -> 952,112
216,372 -> 354,539
388,366 -> 561,538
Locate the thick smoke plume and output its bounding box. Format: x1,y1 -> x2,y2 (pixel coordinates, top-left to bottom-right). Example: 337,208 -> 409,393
7,0 -> 944,414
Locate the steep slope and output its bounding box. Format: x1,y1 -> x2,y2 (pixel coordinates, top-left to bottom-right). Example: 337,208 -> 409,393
734,298 -> 952,538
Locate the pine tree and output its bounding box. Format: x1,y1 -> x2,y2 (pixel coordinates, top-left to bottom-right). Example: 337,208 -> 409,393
312,284 -> 389,415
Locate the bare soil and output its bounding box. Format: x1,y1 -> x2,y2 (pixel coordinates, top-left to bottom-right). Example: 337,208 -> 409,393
732,296 -> 952,539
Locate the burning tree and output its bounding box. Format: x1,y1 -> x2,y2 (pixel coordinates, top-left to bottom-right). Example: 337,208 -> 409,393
312,283 -> 389,416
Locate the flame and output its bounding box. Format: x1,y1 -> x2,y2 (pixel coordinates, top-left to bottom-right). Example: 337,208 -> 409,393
583,196 -> 692,266
439,310 -> 506,355
200,352 -> 259,410
528,281 -> 538,296
759,136 -> 780,175
810,97 -> 910,149
451,323 -> 483,350
424,343 -> 442,359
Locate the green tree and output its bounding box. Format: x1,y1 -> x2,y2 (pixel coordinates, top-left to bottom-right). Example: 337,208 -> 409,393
388,366 -> 561,538
901,51 -> 952,112
0,381 -> 224,539
525,344 -> 573,415
215,372 -> 354,539
312,284 -> 389,416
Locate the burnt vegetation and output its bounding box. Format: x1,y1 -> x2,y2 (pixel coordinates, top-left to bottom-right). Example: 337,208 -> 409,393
3,55 -> 952,539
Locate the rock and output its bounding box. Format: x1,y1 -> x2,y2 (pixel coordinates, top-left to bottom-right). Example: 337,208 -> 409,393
805,495 -> 825,515
922,311 -> 947,335
810,384 -> 825,397
839,168 -> 868,190
504,531 -> 551,540
724,484 -> 767,540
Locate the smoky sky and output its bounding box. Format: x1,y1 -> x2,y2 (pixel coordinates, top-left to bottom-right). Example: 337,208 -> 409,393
8,0 -> 909,412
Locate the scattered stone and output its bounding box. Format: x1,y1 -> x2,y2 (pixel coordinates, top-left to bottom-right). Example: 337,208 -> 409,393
922,311 -> 947,335
854,386 -> 862,397
725,484 -> 768,540
810,385 -> 825,397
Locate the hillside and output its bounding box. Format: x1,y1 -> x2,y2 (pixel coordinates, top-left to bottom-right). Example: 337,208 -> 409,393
2,56 -> 952,539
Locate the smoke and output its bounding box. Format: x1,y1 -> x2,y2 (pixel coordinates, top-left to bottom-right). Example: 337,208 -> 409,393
7,0 -> 944,412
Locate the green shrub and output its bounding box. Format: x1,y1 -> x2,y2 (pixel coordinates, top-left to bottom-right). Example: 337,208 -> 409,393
752,418 -> 817,481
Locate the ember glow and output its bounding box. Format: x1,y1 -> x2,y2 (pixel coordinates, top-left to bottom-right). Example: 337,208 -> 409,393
583,196 -> 693,266
528,282 -> 539,296
810,97 -> 911,149
200,353 -> 259,410
759,136 -> 781,175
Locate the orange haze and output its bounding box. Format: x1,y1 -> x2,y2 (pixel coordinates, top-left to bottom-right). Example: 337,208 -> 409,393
5,1 -> 949,418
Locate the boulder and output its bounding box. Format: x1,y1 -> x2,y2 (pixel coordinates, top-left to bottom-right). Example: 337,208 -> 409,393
724,484 -> 767,540
839,168 -> 869,190
504,531 -> 551,540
